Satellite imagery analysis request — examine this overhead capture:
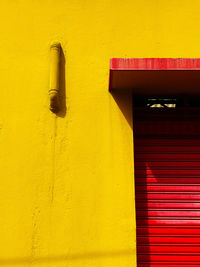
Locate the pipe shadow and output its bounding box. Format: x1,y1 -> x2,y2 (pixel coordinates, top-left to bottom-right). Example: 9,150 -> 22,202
57,48 -> 66,118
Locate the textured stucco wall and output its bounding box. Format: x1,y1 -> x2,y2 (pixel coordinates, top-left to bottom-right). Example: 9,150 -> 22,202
0,0 -> 199,266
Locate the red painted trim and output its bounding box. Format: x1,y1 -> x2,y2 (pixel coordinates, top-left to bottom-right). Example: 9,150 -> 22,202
110,58 -> 200,70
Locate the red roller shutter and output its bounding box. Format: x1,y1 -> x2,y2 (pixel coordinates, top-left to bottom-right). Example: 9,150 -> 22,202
134,108 -> 200,267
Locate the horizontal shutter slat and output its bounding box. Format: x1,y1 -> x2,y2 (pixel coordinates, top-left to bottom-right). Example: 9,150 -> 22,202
137,227 -> 200,235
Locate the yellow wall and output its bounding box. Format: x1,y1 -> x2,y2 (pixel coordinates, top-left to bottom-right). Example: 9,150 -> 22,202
0,0 -> 200,266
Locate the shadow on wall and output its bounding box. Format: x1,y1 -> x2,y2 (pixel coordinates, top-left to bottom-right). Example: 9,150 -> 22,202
0,249 -> 135,264
57,47 -> 67,118
110,90 -> 133,130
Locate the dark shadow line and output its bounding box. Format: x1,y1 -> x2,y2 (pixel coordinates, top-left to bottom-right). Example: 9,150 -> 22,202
110,90 -> 133,130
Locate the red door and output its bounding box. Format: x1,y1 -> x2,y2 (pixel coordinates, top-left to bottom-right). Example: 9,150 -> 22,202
134,107 -> 200,267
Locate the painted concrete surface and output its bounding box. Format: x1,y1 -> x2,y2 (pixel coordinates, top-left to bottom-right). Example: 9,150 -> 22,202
0,0 -> 200,266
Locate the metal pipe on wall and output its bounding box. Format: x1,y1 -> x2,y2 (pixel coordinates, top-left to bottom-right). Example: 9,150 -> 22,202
49,42 -> 61,113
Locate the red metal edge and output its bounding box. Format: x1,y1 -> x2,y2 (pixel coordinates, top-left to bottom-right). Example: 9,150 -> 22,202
110,58 -> 200,70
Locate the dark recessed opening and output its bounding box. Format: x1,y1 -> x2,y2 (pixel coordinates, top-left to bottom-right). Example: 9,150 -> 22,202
133,96 -> 200,108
